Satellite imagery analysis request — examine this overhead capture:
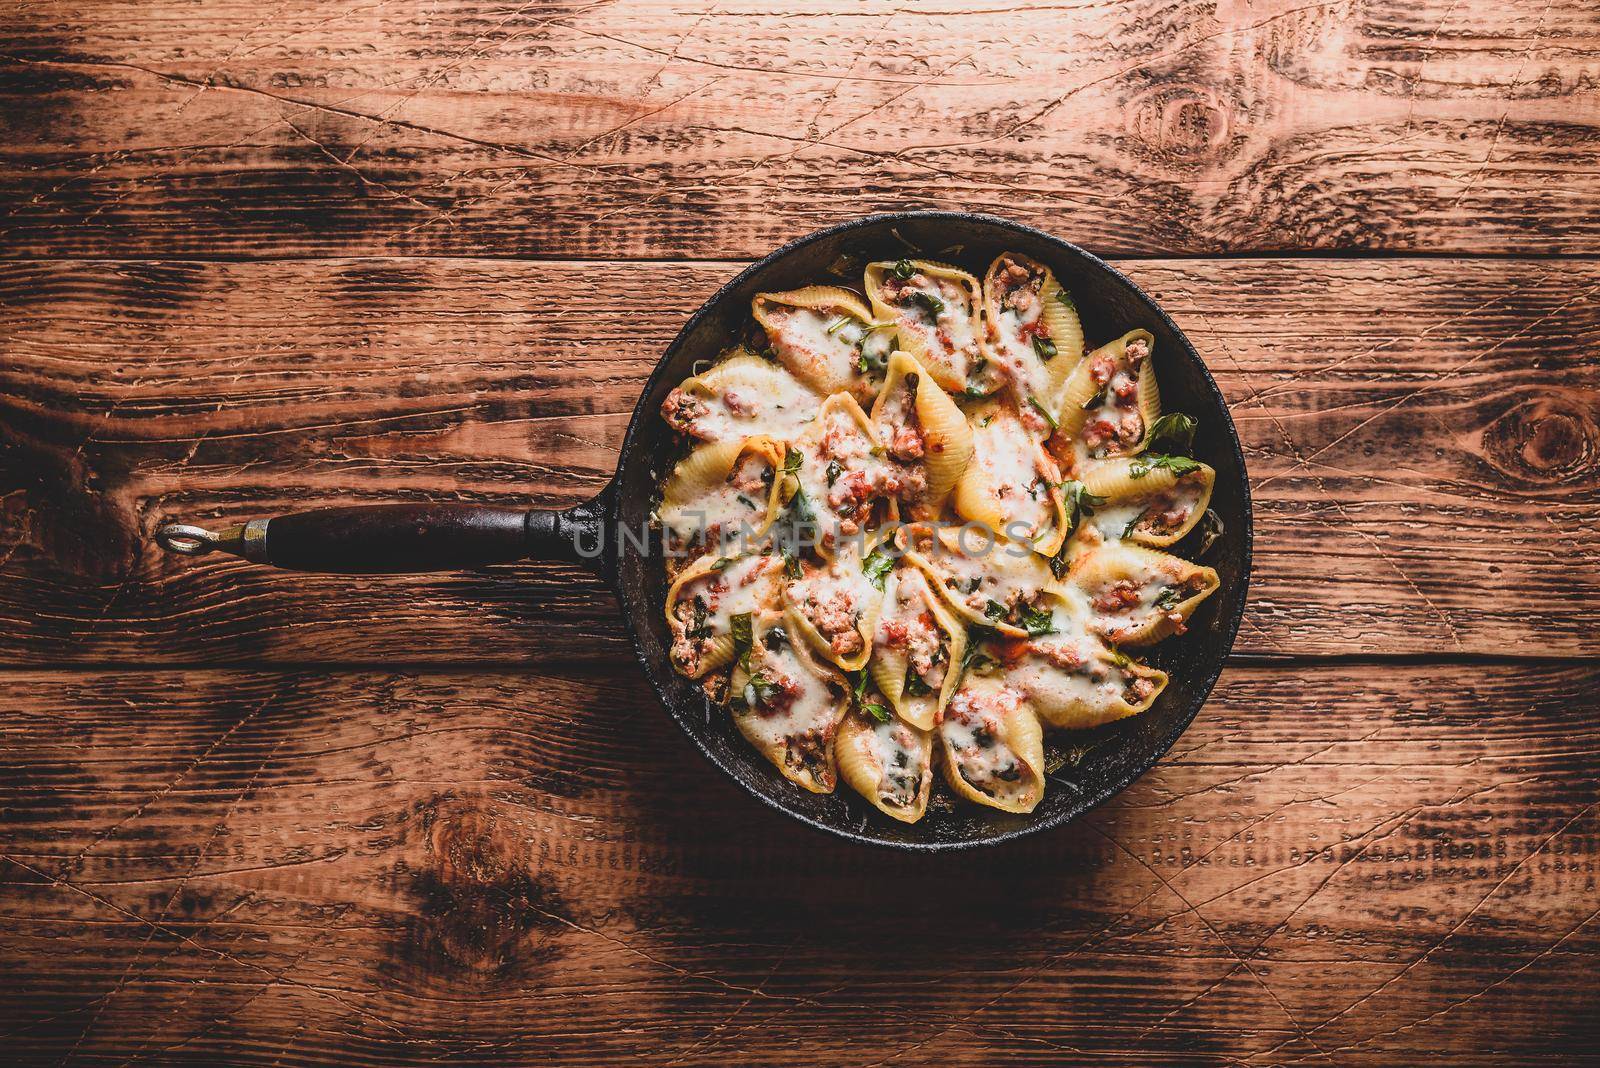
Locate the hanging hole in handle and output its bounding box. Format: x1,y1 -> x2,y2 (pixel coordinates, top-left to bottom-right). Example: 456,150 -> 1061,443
156,523 -> 223,556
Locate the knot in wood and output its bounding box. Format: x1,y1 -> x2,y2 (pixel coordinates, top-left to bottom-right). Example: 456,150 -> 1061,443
1127,86 -> 1233,164
396,800 -> 561,980
1482,392 -> 1597,485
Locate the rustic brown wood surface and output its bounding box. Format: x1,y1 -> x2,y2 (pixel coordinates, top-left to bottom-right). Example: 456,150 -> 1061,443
2,0 -> 1598,1065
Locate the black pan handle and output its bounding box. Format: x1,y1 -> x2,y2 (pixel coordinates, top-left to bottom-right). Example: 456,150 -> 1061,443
154,493 -> 609,574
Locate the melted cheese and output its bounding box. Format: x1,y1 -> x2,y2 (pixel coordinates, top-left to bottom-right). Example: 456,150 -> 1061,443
677,357 -> 820,442
874,568 -> 950,719
658,453 -> 773,548
968,409 -> 1053,542
941,678 -> 1033,806
736,626 -> 842,754
863,716 -> 928,808
1006,633 -> 1124,708
888,276 -> 981,383
1079,541 -> 1189,642
786,545 -> 879,658
924,532 -> 1052,623
679,554 -> 783,633
763,304 -> 875,401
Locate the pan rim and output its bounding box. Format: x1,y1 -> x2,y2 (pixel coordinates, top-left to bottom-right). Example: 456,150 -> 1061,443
610,210 -> 1253,851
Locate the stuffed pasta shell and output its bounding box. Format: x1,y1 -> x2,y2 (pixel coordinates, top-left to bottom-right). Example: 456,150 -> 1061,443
782,539 -> 885,672
981,252 -> 1083,422
869,350 -> 975,520
864,259 -> 994,396
730,611 -> 849,793
789,393 -> 921,552
660,348 -> 821,443
665,552 -> 785,678
869,564 -> 966,730
837,704 -> 935,823
1054,330 -> 1159,461
753,286 -> 896,403
1068,540 -> 1219,647
1079,457 -> 1215,548
657,435 -> 786,552
970,589 -> 1169,730
954,398 -> 1070,556
939,675 -> 1045,813
898,523 -> 1061,640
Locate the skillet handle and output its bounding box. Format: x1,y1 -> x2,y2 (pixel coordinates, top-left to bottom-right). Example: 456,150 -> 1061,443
155,495 -> 609,574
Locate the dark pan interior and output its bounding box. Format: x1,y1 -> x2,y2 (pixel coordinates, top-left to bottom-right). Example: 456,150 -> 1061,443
609,212 -> 1252,850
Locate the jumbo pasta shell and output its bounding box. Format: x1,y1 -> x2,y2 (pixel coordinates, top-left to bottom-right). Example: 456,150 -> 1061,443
781,540 -> 885,672
996,608 -> 1170,730
1051,356 -> 1102,443
1038,277 -> 1084,381
954,398 -> 1070,556
1059,329 -> 1160,462
869,349 -> 976,517
657,435 -> 786,550
1078,457 -> 1216,548
898,523 -> 1060,640
863,259 -> 987,395
790,392 -> 887,557
664,348 -> 822,443
1068,540 -> 1220,647
938,676 -> 1045,814
836,708 -> 935,823
752,286 -> 882,402
868,565 -> 967,730
1135,359 -> 1161,454
981,252 -> 1084,418
730,611 -> 847,794
664,552 -> 785,678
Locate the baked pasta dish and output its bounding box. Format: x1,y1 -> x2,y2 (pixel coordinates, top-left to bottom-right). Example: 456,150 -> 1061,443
655,250 -> 1223,823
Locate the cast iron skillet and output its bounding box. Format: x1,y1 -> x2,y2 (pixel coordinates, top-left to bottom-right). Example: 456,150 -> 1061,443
155,211 -> 1252,850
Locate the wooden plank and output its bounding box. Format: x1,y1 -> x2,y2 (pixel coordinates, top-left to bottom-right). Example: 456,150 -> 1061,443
1,661 -> 1596,1065
2,256 -> 1596,664
1,0 -> 1597,258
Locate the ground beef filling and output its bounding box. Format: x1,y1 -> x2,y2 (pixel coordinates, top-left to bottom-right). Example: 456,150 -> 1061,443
660,388 -> 708,434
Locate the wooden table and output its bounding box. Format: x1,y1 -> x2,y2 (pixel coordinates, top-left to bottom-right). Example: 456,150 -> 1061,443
2,2 -> 1597,1064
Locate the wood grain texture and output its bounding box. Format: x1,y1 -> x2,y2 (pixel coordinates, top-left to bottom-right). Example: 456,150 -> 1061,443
2,662 -> 1596,1066
2,256 -> 1595,664
4,0 -> 1600,1063
2,0 -> 1598,258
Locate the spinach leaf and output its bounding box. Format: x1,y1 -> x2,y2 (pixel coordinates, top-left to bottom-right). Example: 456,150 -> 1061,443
1028,395 -> 1059,432
960,626 -> 1000,677
1049,480 -> 1108,578
1195,508 -> 1224,558
1129,453 -> 1202,480
743,673 -> 781,709
862,547 -> 895,591
1145,412 -> 1197,455
687,596 -> 712,640
1154,587 -> 1186,611
1020,603 -> 1056,638
730,612 -> 754,670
